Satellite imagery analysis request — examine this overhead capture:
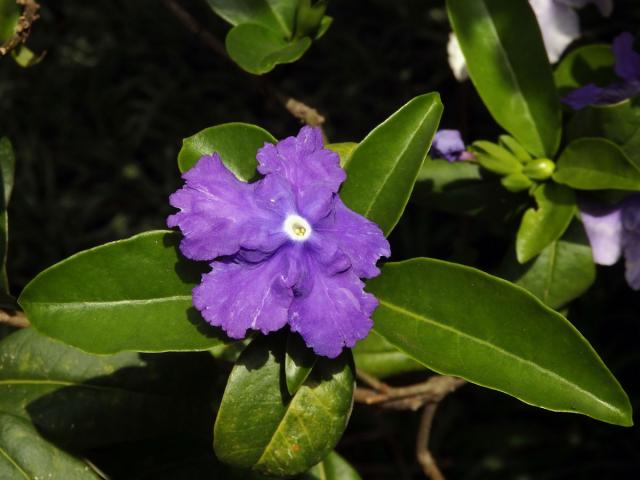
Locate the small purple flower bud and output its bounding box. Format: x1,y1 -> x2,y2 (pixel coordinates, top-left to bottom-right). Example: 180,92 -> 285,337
430,129 -> 472,162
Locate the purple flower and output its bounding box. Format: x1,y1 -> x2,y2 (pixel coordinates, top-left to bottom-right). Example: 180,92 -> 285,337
167,126 -> 390,358
430,130 -> 474,162
563,32 -> 640,110
580,195 -> 640,290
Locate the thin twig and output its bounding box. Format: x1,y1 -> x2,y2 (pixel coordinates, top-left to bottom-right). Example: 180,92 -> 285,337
0,0 -> 40,57
163,0 -> 326,127
416,403 -> 445,480
0,309 -> 30,328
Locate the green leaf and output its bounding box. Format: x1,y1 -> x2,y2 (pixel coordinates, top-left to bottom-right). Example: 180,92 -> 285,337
352,330 -> 424,379
566,98 -> 640,170
285,332 -> 316,395
303,451 -> 362,480
214,333 -> 355,477
516,183 -> 576,263
226,23 -> 312,75
206,0 -> 297,37
18,230 -> 228,354
294,0 -> 327,39
0,0 -> 19,43
178,122 -> 275,178
340,93 -> 443,236
472,140 -> 523,175
0,412 -> 100,479
554,44 -> 615,96
554,137 -> 640,191
0,137 -> 15,301
0,328 -> 219,450
499,135 -> 532,162
500,221 -> 595,309
368,259 -> 633,426
447,0 -> 561,157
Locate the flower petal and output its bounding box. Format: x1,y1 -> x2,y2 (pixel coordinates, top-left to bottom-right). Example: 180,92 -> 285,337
447,33 -> 468,82
613,32 -> 640,83
193,249 -> 298,339
430,129 -> 467,162
529,0 -> 580,63
289,256 -> 377,358
580,202 -> 623,266
314,197 -> 390,278
562,83 -> 606,110
256,126 -> 346,194
167,154 -> 285,261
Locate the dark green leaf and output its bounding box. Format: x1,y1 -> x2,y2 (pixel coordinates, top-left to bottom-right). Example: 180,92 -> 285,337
0,412 -> 100,479
285,332 -> 316,395
516,183 -> 576,263
226,23 -> 312,75
206,0 -> 297,36
500,221 -> 595,309
554,137 -> 640,190
554,44 -> 615,96
0,0 -> 19,43
18,230 -> 228,354
340,93 -> 443,235
0,328 -> 219,450
178,122 -> 275,178
352,330 -> 424,379
214,333 -> 355,477
0,137 -> 15,302
567,98 -> 640,170
368,259 -> 632,426
447,0 -> 561,157
294,0 -> 327,38
303,451 -> 362,480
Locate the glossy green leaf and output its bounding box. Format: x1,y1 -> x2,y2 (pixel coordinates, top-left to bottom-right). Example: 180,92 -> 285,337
566,98 -> 640,170
206,0 -> 297,36
178,122 -> 275,178
214,333 -> 355,477
368,259 -> 632,426
340,93 -> 443,235
0,412 -> 99,479
554,138 -> 640,191
500,221 -> 595,309
285,332 -> 316,395
18,230 -> 228,354
0,137 -> 15,301
352,330 -> 424,379
554,44 -> 615,96
447,0 -> 561,157
226,23 -> 312,75
0,328 -> 219,450
516,183 -> 576,263
303,451 -> 362,480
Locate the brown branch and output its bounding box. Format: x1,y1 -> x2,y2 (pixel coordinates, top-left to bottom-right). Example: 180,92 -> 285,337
0,309 -> 30,328
0,0 -> 40,57
416,403 -> 445,480
163,0 -> 325,128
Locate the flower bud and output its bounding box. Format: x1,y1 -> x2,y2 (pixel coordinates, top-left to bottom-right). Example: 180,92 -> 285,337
523,159 -> 556,180
501,173 -> 533,193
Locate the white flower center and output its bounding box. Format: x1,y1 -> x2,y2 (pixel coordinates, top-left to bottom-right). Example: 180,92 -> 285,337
283,214 -> 312,241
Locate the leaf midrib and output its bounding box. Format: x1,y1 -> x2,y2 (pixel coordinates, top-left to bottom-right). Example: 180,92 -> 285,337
23,295 -> 191,311
358,102 -> 437,220
375,299 -> 619,415
0,443 -> 30,480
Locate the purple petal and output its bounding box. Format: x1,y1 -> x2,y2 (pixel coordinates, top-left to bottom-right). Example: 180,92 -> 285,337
558,0 -> 613,17
430,130 -> 467,162
621,195 -> 640,290
256,126 -> 346,194
314,197 -> 390,278
561,84 -> 606,110
193,249 -> 299,338
167,154 -> 287,261
288,255 -> 377,358
580,203 -> 623,266
613,32 -> 640,83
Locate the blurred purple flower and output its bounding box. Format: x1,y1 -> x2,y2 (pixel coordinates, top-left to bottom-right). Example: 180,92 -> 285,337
580,195 -> 640,290
167,126 -> 390,358
563,32 -> 640,110
430,130 -> 474,162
